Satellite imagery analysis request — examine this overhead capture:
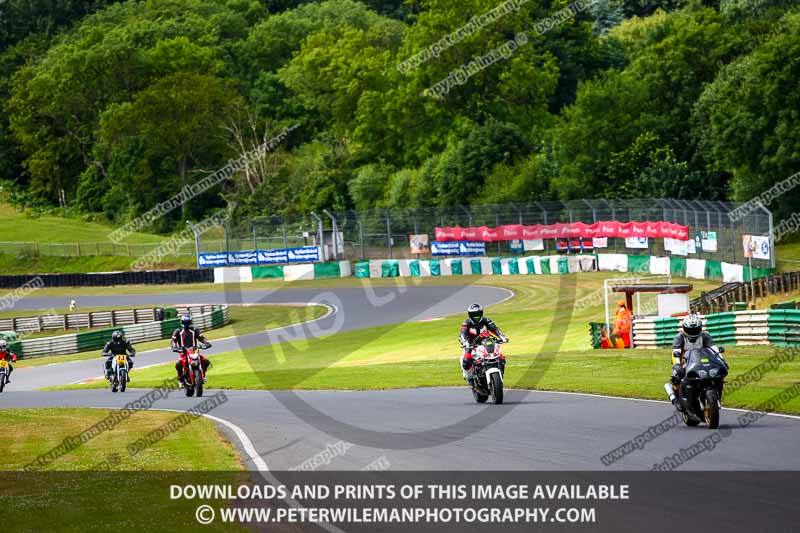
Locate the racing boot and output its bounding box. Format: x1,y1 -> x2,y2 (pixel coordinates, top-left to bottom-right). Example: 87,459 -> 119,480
664,382 -> 684,412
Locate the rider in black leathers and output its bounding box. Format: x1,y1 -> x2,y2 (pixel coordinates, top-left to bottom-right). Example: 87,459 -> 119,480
102,330 -> 136,382
458,303 -> 508,387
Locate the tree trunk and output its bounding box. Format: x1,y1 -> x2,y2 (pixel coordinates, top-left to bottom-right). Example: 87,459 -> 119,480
179,156 -> 188,221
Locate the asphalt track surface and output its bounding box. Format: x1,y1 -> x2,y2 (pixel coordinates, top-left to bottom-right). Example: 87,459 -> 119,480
4,284 -> 800,471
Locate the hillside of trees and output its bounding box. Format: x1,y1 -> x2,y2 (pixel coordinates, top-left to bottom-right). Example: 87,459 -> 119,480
0,0 -> 798,232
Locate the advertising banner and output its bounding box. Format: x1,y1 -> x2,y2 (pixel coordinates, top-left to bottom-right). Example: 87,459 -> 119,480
523,239 -> 544,251
197,252 -> 228,268
742,235 -> 770,260
625,237 -> 648,249
435,220 -> 689,242
430,241 -> 486,256
227,250 -> 260,266
409,234 -> 430,254
701,231 -> 718,252
198,246 -> 321,268
670,238 -> 688,256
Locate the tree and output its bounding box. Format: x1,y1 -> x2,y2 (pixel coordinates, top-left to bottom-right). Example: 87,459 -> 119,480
693,10 -> 800,218
98,73 -> 239,221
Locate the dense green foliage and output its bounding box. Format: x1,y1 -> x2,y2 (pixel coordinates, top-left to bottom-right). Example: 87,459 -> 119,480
0,0 -> 798,230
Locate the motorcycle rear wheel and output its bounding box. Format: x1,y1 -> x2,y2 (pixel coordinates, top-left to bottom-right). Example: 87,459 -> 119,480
682,411 -> 700,427
472,389 -> 488,403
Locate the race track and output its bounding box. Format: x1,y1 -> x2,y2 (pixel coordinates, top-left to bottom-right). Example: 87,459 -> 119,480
4,283 -> 800,471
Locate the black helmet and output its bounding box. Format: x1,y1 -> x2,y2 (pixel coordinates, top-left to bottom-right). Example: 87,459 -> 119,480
681,314 -> 703,341
112,330 -> 123,341
181,315 -> 192,329
467,303 -> 484,324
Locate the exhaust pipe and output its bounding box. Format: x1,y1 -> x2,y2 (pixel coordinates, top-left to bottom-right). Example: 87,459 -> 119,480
663,382 -> 676,403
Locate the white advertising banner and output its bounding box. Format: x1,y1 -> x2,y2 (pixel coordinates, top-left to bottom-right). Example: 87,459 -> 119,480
625,236 -> 649,249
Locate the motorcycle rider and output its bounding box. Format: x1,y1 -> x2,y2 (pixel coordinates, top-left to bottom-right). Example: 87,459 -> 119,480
102,330 -> 136,382
171,315 -> 211,385
459,303 -> 509,387
0,339 -> 18,383
668,313 -> 728,411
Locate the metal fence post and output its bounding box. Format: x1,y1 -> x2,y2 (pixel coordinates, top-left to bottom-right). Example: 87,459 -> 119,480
460,205 -> 472,226
282,217 -> 288,249
386,215 -> 393,259
353,211 -> 365,260
323,210 -> 339,261
252,222 -> 257,251
496,212 -> 501,255
758,203 -> 776,269
310,212 -> 324,260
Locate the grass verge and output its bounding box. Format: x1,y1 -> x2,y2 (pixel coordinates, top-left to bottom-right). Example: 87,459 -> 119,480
0,407 -> 246,532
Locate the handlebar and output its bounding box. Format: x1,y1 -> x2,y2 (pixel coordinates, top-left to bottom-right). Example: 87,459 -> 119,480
172,343 -> 211,353
466,335 -> 507,348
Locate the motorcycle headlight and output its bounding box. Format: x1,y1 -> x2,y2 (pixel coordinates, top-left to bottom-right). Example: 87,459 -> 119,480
709,368 -> 718,377
698,370 -> 708,378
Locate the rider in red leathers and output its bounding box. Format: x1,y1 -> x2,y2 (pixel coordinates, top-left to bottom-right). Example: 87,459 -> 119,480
172,315 -> 211,385
0,339 -> 18,383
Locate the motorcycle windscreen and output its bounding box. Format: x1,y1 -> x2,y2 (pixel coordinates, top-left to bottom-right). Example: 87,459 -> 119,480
482,339 -> 496,356
684,348 -> 727,379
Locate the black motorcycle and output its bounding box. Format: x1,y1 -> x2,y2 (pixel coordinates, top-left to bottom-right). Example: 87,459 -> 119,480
666,347 -> 728,429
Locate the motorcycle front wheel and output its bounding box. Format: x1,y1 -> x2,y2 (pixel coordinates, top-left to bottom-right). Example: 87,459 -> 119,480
194,368 -> 203,397
704,389 -> 720,429
119,370 -> 127,392
490,373 -> 504,405
0,371 -> 6,393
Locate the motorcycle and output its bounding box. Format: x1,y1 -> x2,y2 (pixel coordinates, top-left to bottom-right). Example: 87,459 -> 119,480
467,331 -> 506,405
175,343 -> 211,398
0,359 -> 10,393
109,353 -> 129,393
664,346 -> 728,429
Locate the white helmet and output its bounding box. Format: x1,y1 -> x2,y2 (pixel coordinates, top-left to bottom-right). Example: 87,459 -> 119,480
681,314 -> 703,341
0,339 -> 8,351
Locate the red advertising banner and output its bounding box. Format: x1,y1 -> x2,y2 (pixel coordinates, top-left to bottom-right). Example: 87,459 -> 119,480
434,221 -> 689,242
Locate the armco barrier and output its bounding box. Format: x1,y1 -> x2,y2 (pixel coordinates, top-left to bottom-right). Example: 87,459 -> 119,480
9,305 -> 229,359
632,309 -> 797,349
0,269 -> 212,289
0,307 -> 172,334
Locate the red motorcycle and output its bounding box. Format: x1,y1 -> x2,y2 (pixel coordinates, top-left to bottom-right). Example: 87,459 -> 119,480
174,343 -> 211,397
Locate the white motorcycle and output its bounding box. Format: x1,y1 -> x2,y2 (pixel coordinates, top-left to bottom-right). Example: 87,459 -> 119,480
467,331 -> 507,405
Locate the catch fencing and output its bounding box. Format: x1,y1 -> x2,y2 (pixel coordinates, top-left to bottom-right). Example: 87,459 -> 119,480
219,199 -> 775,268
2,200 -> 775,270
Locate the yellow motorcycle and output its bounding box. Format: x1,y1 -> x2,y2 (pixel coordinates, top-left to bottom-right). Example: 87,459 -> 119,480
109,353 -> 129,393
0,359 -> 9,393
